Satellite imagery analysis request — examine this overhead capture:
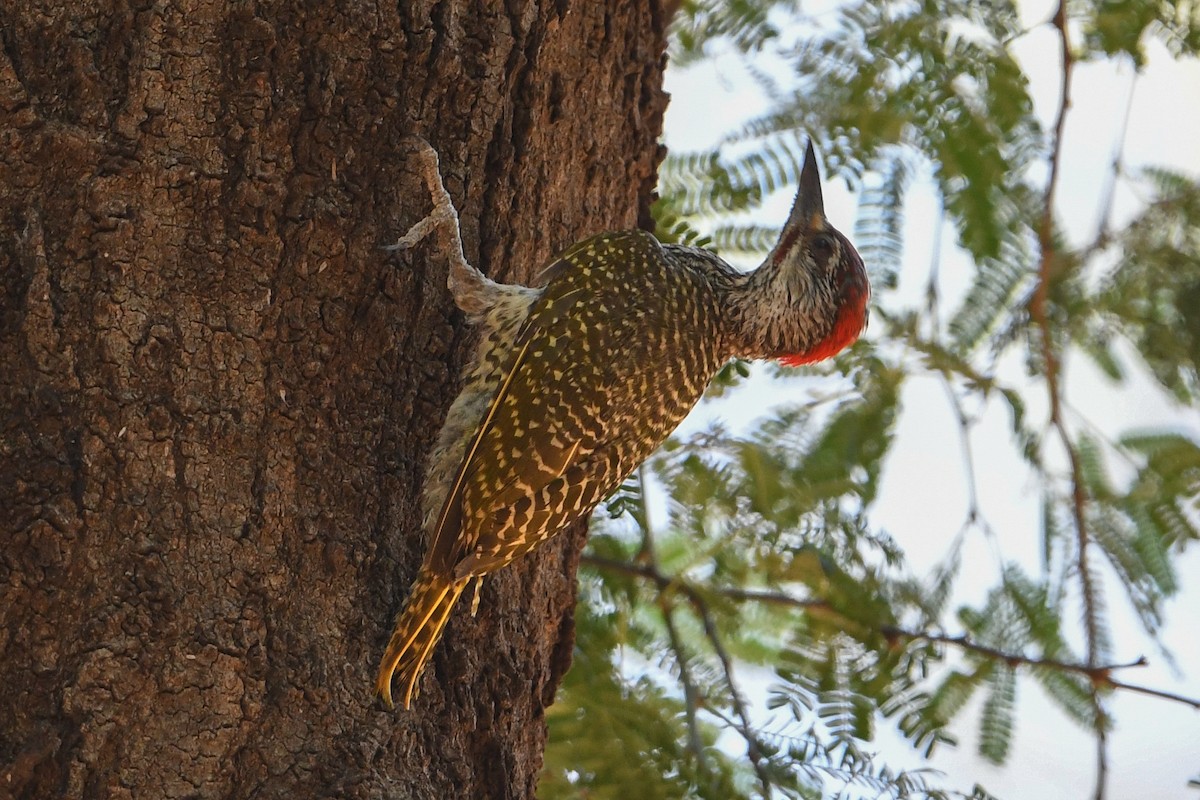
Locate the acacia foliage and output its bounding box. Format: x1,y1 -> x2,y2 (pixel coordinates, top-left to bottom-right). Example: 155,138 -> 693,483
542,0 -> 1200,797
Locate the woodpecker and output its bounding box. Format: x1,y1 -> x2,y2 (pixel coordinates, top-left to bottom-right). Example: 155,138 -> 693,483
377,138 -> 869,709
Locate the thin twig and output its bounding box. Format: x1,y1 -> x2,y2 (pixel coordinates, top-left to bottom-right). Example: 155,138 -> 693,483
920,200 -> 993,551
660,594 -> 710,771
685,588 -> 775,798
584,554 -> 826,609
581,555 -> 1200,711
714,584 -> 830,610
1106,679 -> 1200,710
880,627 -> 1147,681
1032,0 -> 1097,672
633,466 -> 711,778
1028,3 -> 1109,794
616,508 -> 776,800
1085,67 -> 1138,258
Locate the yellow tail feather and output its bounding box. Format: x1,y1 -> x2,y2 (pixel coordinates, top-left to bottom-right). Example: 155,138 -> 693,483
376,567 -> 468,709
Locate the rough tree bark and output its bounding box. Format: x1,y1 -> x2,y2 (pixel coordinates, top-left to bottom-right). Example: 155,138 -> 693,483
0,2 -> 668,797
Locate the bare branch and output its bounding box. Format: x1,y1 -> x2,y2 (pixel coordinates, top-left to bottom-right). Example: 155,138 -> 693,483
582,555 -> 1200,713
629,464 -> 772,797
1027,2 -> 1109,794
682,585 -> 774,797
1031,0 -> 1098,673
633,466 -> 711,779
660,594 -> 710,773
1106,679 -> 1200,711
879,627 -> 1147,681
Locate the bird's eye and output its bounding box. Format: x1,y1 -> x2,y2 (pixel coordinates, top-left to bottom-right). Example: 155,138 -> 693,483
811,234 -> 836,262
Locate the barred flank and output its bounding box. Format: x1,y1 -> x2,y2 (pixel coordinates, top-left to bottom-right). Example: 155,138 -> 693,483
376,566 -> 468,710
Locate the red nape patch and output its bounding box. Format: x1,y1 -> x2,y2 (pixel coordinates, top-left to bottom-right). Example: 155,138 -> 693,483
779,281 -> 869,367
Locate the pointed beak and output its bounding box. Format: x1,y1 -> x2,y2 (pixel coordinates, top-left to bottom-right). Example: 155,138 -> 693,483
793,139 -> 826,230
764,139 -> 827,267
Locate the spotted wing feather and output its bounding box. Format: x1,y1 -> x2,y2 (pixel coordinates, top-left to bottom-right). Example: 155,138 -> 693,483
446,230 -> 729,575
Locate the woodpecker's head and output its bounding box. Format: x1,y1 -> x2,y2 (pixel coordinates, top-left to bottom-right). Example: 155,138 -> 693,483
748,140 -> 869,366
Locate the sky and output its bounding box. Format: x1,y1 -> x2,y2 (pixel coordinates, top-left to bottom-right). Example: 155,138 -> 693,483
660,4 -> 1200,798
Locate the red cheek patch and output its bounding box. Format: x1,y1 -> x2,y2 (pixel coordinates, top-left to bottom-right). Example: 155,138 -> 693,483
779,280 -> 869,367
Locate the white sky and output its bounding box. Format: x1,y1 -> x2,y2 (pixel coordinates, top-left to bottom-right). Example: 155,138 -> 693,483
661,4 -> 1200,797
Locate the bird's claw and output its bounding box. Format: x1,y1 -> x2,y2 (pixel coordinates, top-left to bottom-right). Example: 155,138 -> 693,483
384,136 -> 463,256
384,213 -> 443,252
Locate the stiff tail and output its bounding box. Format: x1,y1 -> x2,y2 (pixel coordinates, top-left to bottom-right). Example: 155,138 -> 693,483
376,567 -> 468,709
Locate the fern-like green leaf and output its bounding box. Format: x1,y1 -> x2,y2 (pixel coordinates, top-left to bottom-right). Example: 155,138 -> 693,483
978,666 -> 1017,765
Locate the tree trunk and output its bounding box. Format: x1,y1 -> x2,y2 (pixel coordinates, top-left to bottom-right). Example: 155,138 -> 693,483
0,2 -> 667,797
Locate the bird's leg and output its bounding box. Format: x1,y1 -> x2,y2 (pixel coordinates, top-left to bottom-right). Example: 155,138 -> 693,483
467,575 -> 483,617
386,137 -> 500,317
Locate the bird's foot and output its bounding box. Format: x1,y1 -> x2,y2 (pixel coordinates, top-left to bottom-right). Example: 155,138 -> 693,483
386,137 -> 497,317
384,137 -> 463,255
